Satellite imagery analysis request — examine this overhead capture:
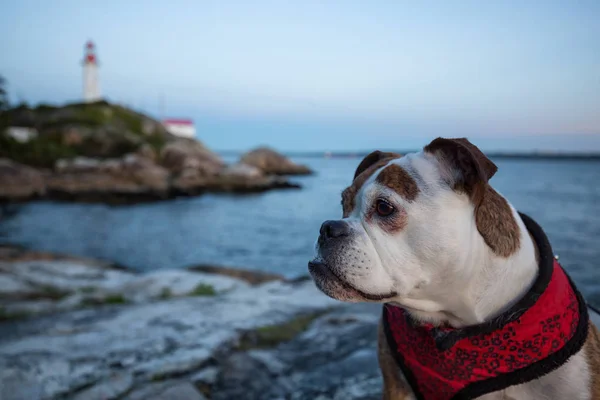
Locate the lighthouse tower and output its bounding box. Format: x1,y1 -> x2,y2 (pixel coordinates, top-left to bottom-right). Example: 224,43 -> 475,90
82,41 -> 101,102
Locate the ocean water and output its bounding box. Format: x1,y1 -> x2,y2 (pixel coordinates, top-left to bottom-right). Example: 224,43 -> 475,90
1,156 -> 600,305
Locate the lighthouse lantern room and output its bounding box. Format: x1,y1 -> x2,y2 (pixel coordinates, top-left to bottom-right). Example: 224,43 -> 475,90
82,41 -> 101,102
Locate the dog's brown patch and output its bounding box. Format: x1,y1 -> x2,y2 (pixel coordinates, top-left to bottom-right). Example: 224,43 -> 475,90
424,137 -> 497,194
475,186 -> 521,257
584,322 -> 600,397
342,153 -> 400,217
424,137 -> 497,211
353,151 -> 401,180
424,137 -> 520,257
378,318 -> 414,399
376,164 -> 419,202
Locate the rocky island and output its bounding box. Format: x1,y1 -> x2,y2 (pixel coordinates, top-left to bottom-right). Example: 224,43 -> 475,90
0,101 -> 313,204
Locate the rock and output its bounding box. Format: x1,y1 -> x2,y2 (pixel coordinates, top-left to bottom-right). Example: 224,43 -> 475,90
240,147 -> 312,175
121,269 -> 249,302
0,244 -> 122,269
0,258 -> 256,317
0,159 -> 45,201
159,139 -> 228,195
125,381 -> 206,400
203,174 -> 301,194
190,366 -> 219,385
160,139 -> 224,176
152,382 -> 207,400
133,347 -> 212,380
46,154 -> 170,204
0,368 -> 44,400
71,373 -> 133,400
211,353 -> 277,400
0,267 -> 340,399
220,162 -> 264,179
135,144 -> 157,161
187,265 -> 285,286
211,303 -> 382,400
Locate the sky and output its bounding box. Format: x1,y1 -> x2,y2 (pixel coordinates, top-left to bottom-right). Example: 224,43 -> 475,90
1,0 -> 599,152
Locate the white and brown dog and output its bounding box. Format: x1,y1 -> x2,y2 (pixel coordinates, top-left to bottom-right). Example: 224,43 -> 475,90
309,137 -> 600,399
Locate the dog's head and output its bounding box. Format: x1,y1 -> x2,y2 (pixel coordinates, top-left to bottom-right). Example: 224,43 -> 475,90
309,137 -> 521,322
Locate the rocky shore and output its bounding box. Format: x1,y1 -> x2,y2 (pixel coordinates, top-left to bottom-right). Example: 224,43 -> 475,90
0,247 -> 383,400
3,247 -> 598,400
0,102 -> 312,204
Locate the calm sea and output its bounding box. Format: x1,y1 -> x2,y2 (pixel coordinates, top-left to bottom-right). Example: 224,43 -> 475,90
1,156 -> 600,305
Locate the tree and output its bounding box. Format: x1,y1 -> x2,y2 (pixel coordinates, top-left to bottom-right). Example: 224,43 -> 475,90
0,75 -> 8,111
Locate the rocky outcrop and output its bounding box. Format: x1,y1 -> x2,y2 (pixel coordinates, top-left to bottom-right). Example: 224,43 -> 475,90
159,139 -> 224,176
0,257 -> 249,317
1,250 -> 599,400
46,155 -> 171,204
0,154 -> 301,204
187,265 -> 285,286
240,147 -> 313,175
0,253 -> 366,400
0,159 -> 45,201
1,102 -> 306,204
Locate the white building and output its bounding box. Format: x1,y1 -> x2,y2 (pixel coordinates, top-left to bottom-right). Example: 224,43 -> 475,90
82,41 -> 101,102
162,119 -> 196,138
5,127 -> 38,143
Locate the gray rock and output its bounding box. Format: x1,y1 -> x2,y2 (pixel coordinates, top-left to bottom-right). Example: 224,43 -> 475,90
240,147 -> 312,175
0,259 -> 250,317
0,267 -> 339,399
190,366 -> 219,385
0,368 -> 44,400
47,154 -> 171,203
155,382 -> 206,400
211,304 -> 382,400
70,373 -> 133,400
133,347 -> 211,380
125,381 -> 206,400
212,353 -> 278,400
0,159 -> 45,201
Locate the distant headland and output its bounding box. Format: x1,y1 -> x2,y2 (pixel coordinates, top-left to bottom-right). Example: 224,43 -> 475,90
220,150 -> 600,161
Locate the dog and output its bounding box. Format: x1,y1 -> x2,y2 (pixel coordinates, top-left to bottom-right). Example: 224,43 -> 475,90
309,137 -> 600,399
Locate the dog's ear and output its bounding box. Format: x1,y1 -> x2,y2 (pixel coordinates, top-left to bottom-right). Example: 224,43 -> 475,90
424,137 -> 497,203
354,151 -> 401,180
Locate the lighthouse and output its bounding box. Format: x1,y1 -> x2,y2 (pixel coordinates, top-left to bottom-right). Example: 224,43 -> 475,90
82,41 -> 101,102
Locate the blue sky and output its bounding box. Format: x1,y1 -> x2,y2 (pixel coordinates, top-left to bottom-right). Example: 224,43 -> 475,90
1,0 -> 599,151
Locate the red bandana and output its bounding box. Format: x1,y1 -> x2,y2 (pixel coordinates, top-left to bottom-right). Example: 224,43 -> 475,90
382,214 -> 589,400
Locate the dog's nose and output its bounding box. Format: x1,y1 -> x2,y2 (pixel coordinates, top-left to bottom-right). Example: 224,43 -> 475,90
320,220 -> 350,239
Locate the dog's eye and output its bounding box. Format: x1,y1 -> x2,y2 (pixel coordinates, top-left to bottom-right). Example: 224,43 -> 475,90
375,199 -> 395,217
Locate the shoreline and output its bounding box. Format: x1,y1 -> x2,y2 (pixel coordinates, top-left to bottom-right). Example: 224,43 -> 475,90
1,246 -> 599,399
0,245 -> 382,400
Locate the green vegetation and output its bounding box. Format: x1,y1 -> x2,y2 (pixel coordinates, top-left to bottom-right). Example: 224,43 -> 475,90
190,283 -> 217,296
0,100 -> 170,167
81,293 -> 128,307
0,134 -> 77,168
237,310 -> 327,350
0,306 -> 29,321
104,294 -> 128,304
159,287 -> 172,299
79,286 -> 96,293
38,286 -> 70,300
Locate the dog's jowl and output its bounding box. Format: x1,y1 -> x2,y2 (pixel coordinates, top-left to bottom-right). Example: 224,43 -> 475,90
308,137 -> 600,400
